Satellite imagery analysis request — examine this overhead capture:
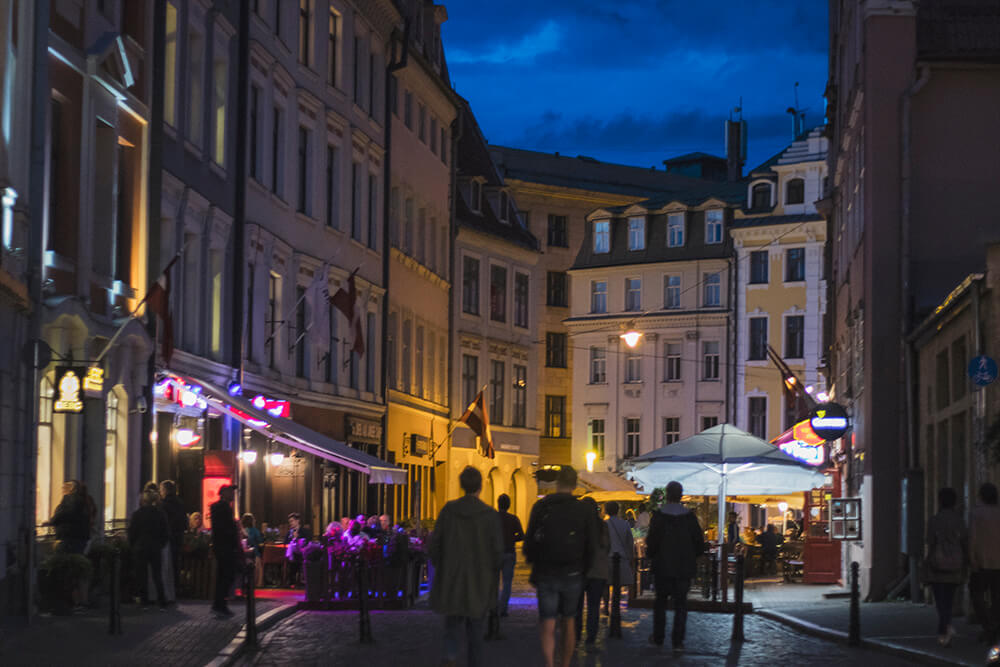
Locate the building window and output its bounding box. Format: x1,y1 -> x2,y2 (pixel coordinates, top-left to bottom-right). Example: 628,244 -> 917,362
462,257 -> 480,315
512,365 -> 527,427
591,419 -> 605,459
326,301 -> 338,383
625,418 -> 640,458
490,265 -> 507,322
703,272 -> 721,307
415,207 -> 425,263
401,319 -> 412,393
705,209 -> 723,244
271,106 -> 283,195
430,117 -> 438,154
514,272 -> 529,328
786,178 -> 805,205
749,250 -> 768,284
325,145 -> 337,228
785,248 -> 805,282
499,191 -> 509,223
748,396 -> 767,439
547,271 -> 568,307
545,395 -> 566,438
936,350 -> 950,410
367,173 -> 377,249
751,183 -> 771,209
663,417 -> 680,445
366,312 -> 375,392
403,90 -> 412,129
297,126 -> 309,214
667,213 -> 684,247
664,275 -> 681,309
702,341 -> 720,380
298,0 -> 312,66
368,51 -> 375,115
625,277 -> 641,311
267,273 -> 279,368
593,220 -> 610,253
470,180 -> 482,212
702,416 -> 719,430
249,85 -> 260,180
104,391 -> 121,524
352,35 -> 361,103
547,214 -> 568,247
418,103 -> 426,142
426,331 -> 436,399
665,342 -> 681,381
628,216 -> 645,250
590,346 -> 606,384
625,349 -> 641,383
212,24 -> 230,163
188,28 -> 204,147
591,280 -> 607,313
415,325 -> 425,397
490,360 -> 504,425
545,332 -> 567,368
952,336 -> 968,402
164,2 -> 179,127
785,315 -> 804,359
749,317 -> 767,360
386,312 -> 397,389
349,341 -> 358,389
351,162 -> 361,240
403,198 -> 413,253
440,127 -> 448,164
274,0 -> 281,36
327,8 -> 339,86
295,285 -> 306,376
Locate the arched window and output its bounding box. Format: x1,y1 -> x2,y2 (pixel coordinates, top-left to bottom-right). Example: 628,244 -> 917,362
751,183 -> 772,209
36,377 -> 55,527
786,178 -> 805,205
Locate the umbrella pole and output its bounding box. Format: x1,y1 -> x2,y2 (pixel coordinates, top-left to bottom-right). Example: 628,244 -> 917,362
718,466 -> 727,601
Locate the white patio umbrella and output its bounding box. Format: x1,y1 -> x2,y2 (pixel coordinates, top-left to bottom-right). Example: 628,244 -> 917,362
625,424 -> 829,547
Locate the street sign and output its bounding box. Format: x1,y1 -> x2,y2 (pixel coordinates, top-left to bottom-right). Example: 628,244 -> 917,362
968,355 -> 998,387
808,402 -> 850,441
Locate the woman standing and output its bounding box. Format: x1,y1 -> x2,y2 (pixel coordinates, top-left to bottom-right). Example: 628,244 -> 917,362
925,487 -> 968,646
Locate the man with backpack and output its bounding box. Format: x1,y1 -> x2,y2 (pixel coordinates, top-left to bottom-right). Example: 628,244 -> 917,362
646,481 -> 705,652
524,465 -> 596,667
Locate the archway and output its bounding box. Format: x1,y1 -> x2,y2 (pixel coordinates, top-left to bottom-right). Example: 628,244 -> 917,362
510,469 -> 530,525
485,467 -> 502,509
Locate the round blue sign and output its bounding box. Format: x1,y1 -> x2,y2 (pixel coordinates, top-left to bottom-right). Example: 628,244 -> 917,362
968,355 -> 998,387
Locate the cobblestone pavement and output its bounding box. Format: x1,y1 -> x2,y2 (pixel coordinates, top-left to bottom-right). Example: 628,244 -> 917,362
237,566 -> 914,667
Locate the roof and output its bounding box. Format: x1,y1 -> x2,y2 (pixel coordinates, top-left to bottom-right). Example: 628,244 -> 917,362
664,151 -> 726,164
732,213 -> 825,229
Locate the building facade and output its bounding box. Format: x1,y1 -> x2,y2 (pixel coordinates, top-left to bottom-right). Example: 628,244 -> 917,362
826,0 -> 1000,598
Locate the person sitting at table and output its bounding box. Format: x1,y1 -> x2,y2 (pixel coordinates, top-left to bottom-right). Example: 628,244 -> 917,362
325,521 -> 344,543
285,512 -> 312,543
340,516 -> 352,533
344,519 -> 370,548
363,515 -> 382,538
759,524 -> 783,575
284,513 -> 312,587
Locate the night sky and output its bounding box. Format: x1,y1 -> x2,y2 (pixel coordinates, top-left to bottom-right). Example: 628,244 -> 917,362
442,0 -> 828,173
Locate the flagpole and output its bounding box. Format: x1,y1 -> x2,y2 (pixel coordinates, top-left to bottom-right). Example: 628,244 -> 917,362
94,241 -> 189,365
428,384 -> 490,458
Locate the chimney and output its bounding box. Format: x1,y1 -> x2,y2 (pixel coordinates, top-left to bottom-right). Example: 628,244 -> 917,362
725,119 -> 746,182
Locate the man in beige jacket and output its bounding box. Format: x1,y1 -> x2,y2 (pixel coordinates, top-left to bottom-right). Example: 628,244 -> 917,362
969,482 -> 1000,644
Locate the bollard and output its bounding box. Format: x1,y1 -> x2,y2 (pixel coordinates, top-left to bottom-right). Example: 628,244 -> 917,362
848,561 -> 860,646
245,560 -> 257,648
108,548 -> 122,635
610,553 -> 623,639
358,557 -> 374,643
731,553 -> 745,642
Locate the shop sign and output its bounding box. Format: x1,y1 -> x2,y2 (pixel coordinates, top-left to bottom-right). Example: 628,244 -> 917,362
53,367 -> 84,413
778,440 -> 825,466
968,355 -> 998,387
808,402 -> 850,441
347,416 -> 382,445
83,366 -> 104,397
408,434 -> 429,456
830,497 -> 862,540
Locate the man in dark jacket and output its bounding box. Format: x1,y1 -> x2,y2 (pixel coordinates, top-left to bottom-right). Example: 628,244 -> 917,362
524,465 -> 596,667
429,466 -> 502,667
46,481 -> 90,554
159,480 -> 187,596
496,493 -> 523,617
128,489 -> 170,609
210,484 -> 239,618
645,481 -> 704,652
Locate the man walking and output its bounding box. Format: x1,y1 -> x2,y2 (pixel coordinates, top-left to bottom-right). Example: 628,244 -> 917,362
524,465 -> 595,667
159,480 -> 186,599
210,484 -> 239,618
970,482 -> 1000,643
497,493 -> 523,617
429,466 -> 503,667
646,481 -> 704,652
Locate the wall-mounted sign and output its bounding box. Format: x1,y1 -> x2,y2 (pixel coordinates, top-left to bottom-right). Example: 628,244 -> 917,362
808,402 -> 850,441
968,355 -> 998,387
791,419 -> 825,446
83,366 -> 104,397
409,434 -> 429,456
778,440 -> 825,466
830,497 -> 862,540
54,367 -> 84,413
347,416 -> 383,445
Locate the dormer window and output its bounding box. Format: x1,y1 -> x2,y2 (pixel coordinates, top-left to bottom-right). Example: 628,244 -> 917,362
593,220 -> 610,253
499,191 -> 509,223
470,180 -> 482,212
705,209 -> 723,244
785,178 -> 805,205
628,217 -> 645,251
667,212 -> 685,247
751,183 -> 772,209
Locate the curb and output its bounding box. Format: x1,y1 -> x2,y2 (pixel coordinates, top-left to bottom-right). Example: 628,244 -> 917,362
757,608 -> 979,667
204,602 -> 299,667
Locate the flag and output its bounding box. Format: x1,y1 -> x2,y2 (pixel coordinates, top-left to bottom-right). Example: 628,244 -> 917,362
458,389 -> 494,459
305,261 -> 330,350
330,268 -> 364,359
145,254 -> 180,364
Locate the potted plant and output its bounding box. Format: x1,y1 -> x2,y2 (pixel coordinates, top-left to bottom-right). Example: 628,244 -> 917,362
38,553 -> 93,615
301,541 -> 326,602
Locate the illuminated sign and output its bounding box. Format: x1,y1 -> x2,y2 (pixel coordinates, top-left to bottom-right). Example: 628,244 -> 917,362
83,366 -> 104,397
808,402 -> 850,441
778,440 -> 825,466
53,367 -> 84,413
252,394 -> 291,418
791,419 -> 825,446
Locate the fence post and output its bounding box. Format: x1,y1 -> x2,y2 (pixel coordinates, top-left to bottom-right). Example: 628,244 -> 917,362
108,548 -> 122,635
731,553 -> 745,642
610,553 -> 622,639
848,561 -> 861,646
245,559 -> 257,648
358,557 -> 374,643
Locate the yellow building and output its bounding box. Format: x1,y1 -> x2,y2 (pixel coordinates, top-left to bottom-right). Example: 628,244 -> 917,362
732,128 -> 828,442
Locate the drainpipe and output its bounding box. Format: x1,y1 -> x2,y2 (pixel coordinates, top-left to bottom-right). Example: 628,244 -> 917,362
446,109 -> 464,504
728,238 -> 736,425
901,64 -> 930,606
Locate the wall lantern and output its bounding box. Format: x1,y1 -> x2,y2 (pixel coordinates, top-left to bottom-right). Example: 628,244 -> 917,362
620,330 -> 643,348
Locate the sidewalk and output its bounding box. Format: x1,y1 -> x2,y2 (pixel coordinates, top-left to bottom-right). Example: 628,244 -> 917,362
0,596 -> 296,667
756,597 -> 993,666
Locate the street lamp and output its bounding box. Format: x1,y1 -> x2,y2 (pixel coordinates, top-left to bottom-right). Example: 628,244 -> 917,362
620,330 -> 642,348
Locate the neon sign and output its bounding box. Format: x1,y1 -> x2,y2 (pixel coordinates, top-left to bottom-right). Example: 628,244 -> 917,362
83,367 -> 104,397
779,440 -> 825,466
54,367 -> 83,413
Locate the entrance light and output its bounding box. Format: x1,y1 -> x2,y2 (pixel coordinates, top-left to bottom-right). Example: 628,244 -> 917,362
269,451 -> 285,466
240,450 -> 258,465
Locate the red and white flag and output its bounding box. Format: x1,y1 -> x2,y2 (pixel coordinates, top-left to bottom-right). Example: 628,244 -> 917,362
330,268 -> 364,359
458,389 -> 494,459
145,255 -> 179,364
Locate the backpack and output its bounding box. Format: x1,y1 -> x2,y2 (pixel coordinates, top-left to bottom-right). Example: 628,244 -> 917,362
533,498 -> 585,567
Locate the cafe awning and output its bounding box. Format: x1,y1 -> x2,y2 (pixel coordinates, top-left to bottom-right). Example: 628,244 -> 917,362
577,471 -> 645,502
160,373 -> 406,484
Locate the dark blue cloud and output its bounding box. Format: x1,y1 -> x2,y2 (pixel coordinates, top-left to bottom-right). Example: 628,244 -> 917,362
442,0 -> 828,172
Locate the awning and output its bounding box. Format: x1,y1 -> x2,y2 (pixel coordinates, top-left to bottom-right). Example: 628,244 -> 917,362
160,373 -> 406,485
577,471 -> 641,494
